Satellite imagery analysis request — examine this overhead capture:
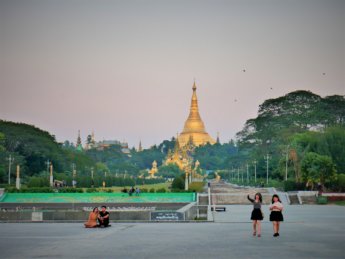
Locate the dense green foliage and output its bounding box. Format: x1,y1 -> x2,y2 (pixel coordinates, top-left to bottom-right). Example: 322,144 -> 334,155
0,120 -> 97,184
1,90 -> 344,192
229,91 -> 345,190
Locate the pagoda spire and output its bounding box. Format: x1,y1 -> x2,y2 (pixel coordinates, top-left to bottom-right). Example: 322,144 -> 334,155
76,130 -> 82,146
138,140 -> 143,152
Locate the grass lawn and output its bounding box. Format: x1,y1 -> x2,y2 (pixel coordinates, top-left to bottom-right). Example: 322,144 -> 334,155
332,200 -> 345,206
109,182 -> 172,192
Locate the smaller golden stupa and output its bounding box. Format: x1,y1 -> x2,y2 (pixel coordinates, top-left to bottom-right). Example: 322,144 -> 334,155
148,160 -> 158,178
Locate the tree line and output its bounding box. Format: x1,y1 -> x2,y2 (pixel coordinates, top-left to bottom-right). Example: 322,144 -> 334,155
1,90 -> 344,191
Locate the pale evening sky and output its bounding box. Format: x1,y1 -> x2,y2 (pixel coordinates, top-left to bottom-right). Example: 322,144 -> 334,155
0,0 -> 344,148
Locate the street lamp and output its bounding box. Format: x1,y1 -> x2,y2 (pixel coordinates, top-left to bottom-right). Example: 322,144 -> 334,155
285,145 -> 290,181
45,159 -> 50,178
6,154 -> 14,185
264,154 -> 270,185
253,160 -> 257,183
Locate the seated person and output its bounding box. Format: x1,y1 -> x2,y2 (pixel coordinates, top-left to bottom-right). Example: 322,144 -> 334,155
84,207 -> 99,228
98,205 -> 110,227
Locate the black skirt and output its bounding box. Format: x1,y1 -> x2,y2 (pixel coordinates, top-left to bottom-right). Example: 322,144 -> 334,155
270,211 -> 284,222
251,208 -> 263,220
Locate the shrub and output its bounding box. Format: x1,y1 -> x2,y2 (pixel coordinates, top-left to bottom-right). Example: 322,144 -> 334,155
140,188 -> 148,193
284,180 -> 306,192
332,174 -> 345,192
156,188 -> 166,193
172,176 -> 184,190
5,187 -> 20,193
149,188 -> 155,193
86,188 -> 98,193
27,177 -> 50,188
5,187 -> 54,193
188,182 -> 205,193
102,188 -> 113,193
58,188 -> 83,193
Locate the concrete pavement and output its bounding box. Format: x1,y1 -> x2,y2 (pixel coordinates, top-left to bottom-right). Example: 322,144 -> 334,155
0,205 -> 344,259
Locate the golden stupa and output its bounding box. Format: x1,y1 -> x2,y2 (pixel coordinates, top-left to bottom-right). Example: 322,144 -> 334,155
178,82 -> 216,147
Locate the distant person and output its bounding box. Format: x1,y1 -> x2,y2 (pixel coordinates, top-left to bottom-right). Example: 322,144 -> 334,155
84,207 -> 99,228
135,187 -> 140,196
98,205 -> 110,227
269,194 -> 284,237
247,193 -> 264,237
129,186 -> 135,196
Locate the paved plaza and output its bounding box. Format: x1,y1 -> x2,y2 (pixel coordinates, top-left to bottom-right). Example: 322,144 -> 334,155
0,205 -> 344,259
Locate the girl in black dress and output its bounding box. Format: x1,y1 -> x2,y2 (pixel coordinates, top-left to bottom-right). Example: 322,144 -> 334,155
247,193 -> 263,237
269,194 -> 284,237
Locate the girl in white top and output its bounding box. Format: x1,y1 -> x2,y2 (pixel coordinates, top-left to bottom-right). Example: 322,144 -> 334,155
269,194 -> 284,237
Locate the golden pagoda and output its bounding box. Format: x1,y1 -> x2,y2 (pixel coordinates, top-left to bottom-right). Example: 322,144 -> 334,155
165,137 -> 190,170
178,81 -> 216,147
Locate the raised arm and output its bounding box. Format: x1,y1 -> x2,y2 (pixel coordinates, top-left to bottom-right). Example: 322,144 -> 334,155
247,195 -> 254,203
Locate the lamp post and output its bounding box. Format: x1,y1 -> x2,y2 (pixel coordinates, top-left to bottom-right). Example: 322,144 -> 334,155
264,154 -> 270,185
246,163 -> 249,183
253,160 -> 257,183
285,145 -> 290,181
6,154 -> 14,185
91,167 -> 94,188
45,159 -> 50,178
72,163 -> 76,187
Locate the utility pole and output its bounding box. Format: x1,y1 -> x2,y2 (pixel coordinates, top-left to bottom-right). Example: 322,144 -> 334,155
246,163 -> 249,183
91,167 -> 94,188
265,154 -> 270,185
253,160 -> 257,183
72,163 -> 76,187
6,154 -> 14,185
285,145 -> 290,181
45,159 -> 50,178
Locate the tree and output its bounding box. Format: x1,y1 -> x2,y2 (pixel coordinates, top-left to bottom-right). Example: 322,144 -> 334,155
301,152 -> 336,189
158,164 -> 183,178
172,174 -> 185,190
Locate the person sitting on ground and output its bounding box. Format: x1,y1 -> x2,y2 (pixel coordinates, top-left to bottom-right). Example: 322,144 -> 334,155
98,205 -> 110,227
84,207 -> 99,228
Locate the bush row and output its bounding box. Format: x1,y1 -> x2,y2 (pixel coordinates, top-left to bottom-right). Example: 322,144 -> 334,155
4,187 -> 171,193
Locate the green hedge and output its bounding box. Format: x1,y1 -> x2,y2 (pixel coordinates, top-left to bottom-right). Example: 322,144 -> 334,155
283,180 -> 306,192
57,187 -> 83,193
5,187 -> 54,193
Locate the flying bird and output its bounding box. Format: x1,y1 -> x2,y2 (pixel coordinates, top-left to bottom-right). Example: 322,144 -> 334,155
242,69 -> 246,72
